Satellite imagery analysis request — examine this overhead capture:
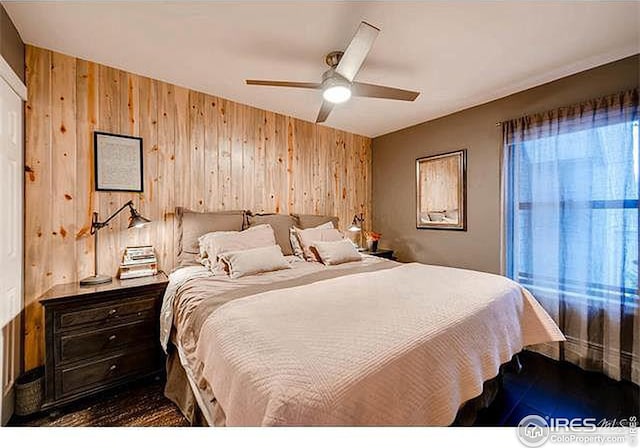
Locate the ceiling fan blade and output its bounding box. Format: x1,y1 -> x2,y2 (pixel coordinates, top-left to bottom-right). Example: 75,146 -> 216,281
246,80 -> 322,89
315,101 -> 334,123
335,21 -> 380,82
351,82 -> 420,101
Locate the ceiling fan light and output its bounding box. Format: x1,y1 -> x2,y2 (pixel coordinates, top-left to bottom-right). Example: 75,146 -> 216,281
323,85 -> 351,104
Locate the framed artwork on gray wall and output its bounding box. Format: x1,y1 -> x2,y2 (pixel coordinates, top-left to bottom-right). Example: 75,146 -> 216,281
416,149 -> 467,230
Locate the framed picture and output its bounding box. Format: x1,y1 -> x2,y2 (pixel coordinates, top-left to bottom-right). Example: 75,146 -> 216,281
94,131 -> 144,192
416,149 -> 466,230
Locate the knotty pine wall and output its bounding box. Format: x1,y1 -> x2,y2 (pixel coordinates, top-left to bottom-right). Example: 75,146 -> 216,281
24,45 -> 371,369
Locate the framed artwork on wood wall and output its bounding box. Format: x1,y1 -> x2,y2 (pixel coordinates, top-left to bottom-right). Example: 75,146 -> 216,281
416,149 -> 467,231
94,131 -> 144,192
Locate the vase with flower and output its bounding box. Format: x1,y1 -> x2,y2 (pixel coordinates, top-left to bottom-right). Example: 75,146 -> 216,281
365,231 -> 382,252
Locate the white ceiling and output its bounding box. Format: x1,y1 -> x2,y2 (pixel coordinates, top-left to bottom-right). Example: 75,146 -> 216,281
6,1 -> 639,137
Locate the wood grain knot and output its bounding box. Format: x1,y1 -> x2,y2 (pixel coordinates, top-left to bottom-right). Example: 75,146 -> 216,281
25,165 -> 36,182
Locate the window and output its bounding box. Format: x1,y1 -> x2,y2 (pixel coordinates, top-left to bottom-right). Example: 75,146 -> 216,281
506,120 -> 639,307
503,89 -> 639,383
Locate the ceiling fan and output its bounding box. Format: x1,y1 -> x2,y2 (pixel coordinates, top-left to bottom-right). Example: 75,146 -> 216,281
246,21 -> 420,123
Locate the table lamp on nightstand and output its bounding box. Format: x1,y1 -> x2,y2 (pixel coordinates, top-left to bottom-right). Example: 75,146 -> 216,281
348,213 -> 365,249
80,200 -> 151,286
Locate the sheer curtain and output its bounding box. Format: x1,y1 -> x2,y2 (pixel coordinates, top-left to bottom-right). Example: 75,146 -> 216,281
503,90 -> 639,384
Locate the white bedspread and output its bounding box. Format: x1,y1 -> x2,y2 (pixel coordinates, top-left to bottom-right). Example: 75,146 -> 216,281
195,263 -> 564,426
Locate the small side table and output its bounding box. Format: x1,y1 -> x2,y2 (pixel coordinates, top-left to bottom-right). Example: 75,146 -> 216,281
39,273 -> 168,410
361,249 -> 394,260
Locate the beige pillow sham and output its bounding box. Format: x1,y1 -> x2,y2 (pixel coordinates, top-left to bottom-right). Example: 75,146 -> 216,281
296,227 -> 343,262
312,239 -> 362,265
248,214 -> 299,256
220,245 -> 290,279
290,221 -> 335,259
198,224 -> 276,275
295,214 -> 339,229
175,207 -> 246,266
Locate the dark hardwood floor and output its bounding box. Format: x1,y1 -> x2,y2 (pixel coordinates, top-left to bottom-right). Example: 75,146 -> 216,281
476,351 -> 639,426
10,351 -> 638,427
10,377 -> 188,427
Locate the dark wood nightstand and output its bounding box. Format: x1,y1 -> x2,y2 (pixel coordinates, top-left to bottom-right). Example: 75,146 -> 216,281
361,249 -> 394,260
39,273 -> 169,410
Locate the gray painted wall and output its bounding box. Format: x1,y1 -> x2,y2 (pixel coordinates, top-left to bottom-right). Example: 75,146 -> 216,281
372,55 -> 639,275
0,3 -> 24,82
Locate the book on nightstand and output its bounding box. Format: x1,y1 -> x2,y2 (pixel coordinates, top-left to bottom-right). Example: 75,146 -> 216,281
118,245 -> 158,279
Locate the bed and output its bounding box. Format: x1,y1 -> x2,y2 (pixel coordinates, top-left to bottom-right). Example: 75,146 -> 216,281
160,252 -> 564,426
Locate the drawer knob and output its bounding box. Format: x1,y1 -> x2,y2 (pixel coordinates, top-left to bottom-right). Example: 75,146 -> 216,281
109,364 -> 117,371
108,334 -> 117,341
108,309 -> 117,316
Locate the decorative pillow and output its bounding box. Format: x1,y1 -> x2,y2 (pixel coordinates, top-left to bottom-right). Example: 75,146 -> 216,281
198,224 -> 276,275
290,221 -> 334,258
248,214 -> 299,256
220,245 -> 290,279
295,214 -> 339,229
175,207 -> 245,266
312,239 -> 362,266
296,227 -> 343,262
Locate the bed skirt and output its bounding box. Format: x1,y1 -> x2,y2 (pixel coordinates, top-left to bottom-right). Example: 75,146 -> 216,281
164,342 -> 513,427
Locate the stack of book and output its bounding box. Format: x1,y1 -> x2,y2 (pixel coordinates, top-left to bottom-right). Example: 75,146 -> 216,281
119,246 -> 158,280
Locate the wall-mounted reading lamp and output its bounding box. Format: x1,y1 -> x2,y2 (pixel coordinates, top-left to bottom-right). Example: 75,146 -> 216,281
79,200 -> 151,286
348,213 -> 365,248
348,213 -> 365,232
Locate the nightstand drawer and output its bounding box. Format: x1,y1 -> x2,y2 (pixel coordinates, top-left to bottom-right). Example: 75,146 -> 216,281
57,296 -> 157,330
57,349 -> 158,398
57,320 -> 156,364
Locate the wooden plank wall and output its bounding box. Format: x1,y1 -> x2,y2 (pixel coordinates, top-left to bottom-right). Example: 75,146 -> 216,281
24,45 -> 372,369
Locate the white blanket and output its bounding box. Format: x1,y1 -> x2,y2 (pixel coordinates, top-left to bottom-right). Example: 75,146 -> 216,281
195,263 -> 564,426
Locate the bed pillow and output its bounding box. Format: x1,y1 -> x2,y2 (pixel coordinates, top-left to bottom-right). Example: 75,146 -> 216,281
220,245 -> 290,279
290,221 -> 334,258
312,239 -> 362,266
176,207 -> 246,266
296,227 -> 343,262
198,224 -> 276,275
295,214 -> 339,229
248,214 -> 299,256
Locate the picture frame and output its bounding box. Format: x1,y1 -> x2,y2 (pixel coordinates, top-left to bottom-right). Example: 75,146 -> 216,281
94,131 -> 144,192
416,149 -> 467,231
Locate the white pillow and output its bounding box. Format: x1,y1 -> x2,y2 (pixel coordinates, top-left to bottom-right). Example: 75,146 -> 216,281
290,221 -> 334,259
312,239 -> 363,265
296,227 -> 343,261
219,245 -> 290,279
198,224 -> 276,275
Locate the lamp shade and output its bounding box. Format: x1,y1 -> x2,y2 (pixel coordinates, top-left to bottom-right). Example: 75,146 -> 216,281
128,205 -> 151,229
348,213 -> 364,232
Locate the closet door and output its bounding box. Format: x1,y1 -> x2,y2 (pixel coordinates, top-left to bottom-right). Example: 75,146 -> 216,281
0,75 -> 23,425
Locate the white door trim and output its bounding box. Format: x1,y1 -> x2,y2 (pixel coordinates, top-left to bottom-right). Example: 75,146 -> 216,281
0,55 -> 26,101
0,53 -> 25,426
